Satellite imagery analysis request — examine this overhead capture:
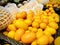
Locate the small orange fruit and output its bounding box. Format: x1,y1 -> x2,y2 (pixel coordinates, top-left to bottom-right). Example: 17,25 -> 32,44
27,10 -> 34,20
37,35 -> 49,45
44,30 -> 51,36
48,22 -> 58,29
31,40 -> 37,45
28,27 -> 32,30
21,32 -> 36,43
14,28 -> 25,41
34,18 -> 41,23
16,11 -> 27,19
7,24 -> 16,31
40,23 -> 47,29
14,19 -> 28,30
54,36 -> 60,45
24,19 -> 32,26
42,18 -> 48,24
7,31 -> 15,38
36,28 -> 43,39
45,26 -> 56,35
48,36 -> 54,44
48,16 -> 55,22
32,21 -> 40,28
30,27 -> 38,33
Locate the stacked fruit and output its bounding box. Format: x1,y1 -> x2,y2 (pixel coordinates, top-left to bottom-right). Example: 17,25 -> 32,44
46,0 -> 60,8
3,7 -> 59,45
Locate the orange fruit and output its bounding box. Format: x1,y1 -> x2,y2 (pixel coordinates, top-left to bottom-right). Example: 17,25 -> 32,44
31,40 -> 37,45
34,18 -> 41,23
48,36 -> 54,44
7,31 -> 15,38
27,10 -> 34,20
21,32 -> 36,43
32,21 -> 40,28
28,27 -> 32,30
44,30 -> 51,36
14,28 -> 25,41
30,27 -> 38,33
24,19 -> 32,26
54,36 -> 60,45
37,35 -> 49,45
48,16 -> 55,22
48,22 -> 58,29
40,23 -> 47,29
7,24 -> 16,31
45,26 -> 56,35
14,19 -> 28,30
16,11 -> 27,19
42,18 -> 48,24
36,28 -> 43,39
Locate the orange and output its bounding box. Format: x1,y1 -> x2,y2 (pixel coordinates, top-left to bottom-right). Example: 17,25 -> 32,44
31,40 -> 37,45
48,22 -> 58,29
14,28 -> 25,41
16,11 -> 27,19
42,18 -> 48,24
36,28 -> 43,39
32,21 -> 40,28
40,23 -> 47,29
7,31 -> 15,38
37,35 -> 49,45
27,10 -> 34,20
13,19 -> 28,30
28,27 -> 32,31
48,16 -> 55,22
34,18 -> 41,23
7,24 -> 16,31
44,30 -> 51,36
48,36 -> 54,44
30,27 -> 38,33
45,26 -> 56,35
24,19 -> 32,26
54,36 -> 60,45
21,32 -> 36,43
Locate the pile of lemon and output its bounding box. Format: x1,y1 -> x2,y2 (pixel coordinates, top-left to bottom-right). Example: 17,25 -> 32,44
3,7 -> 59,45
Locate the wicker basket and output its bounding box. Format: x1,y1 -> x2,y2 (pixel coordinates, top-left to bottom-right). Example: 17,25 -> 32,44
0,6 -> 15,30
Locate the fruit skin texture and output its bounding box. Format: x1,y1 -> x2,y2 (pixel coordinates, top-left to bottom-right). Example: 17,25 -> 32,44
48,22 -> 58,29
31,40 -> 37,45
37,35 -> 49,45
54,36 -> 60,45
48,36 -> 54,44
45,26 -> 56,35
36,29 -> 43,39
40,23 -> 47,29
14,28 -> 25,41
14,19 -> 28,30
7,24 -> 16,31
32,21 -> 40,28
21,32 -> 36,44
7,31 -> 15,38
24,19 -> 32,26
16,11 -> 27,19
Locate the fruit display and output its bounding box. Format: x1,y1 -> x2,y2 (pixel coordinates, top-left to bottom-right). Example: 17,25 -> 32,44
0,0 -> 60,45
46,0 -> 60,8
3,6 -> 59,45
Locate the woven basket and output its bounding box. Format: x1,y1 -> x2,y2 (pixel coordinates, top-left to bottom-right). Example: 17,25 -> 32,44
0,6 -> 14,30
